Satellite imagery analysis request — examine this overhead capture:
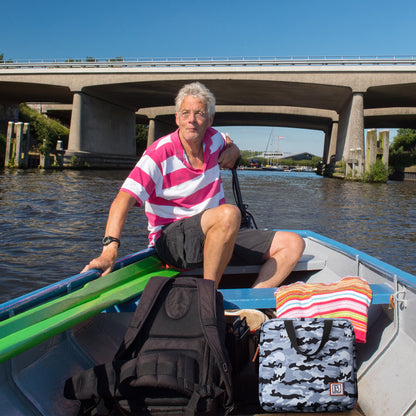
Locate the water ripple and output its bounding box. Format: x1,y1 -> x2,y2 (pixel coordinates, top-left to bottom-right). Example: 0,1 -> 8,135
0,169 -> 415,303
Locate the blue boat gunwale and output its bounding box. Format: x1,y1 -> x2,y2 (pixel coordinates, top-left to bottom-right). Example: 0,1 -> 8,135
297,230 -> 416,288
1,230 -> 414,322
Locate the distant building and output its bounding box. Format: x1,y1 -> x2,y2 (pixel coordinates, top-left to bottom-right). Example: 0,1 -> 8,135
284,152 -> 319,161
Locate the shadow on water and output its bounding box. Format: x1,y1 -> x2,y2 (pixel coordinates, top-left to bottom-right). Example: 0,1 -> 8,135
0,168 -> 415,303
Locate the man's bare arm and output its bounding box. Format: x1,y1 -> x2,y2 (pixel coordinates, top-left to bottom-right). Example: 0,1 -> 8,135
81,190 -> 137,276
218,135 -> 241,169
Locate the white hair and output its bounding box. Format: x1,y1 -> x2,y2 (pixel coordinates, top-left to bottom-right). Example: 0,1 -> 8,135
175,82 -> 216,117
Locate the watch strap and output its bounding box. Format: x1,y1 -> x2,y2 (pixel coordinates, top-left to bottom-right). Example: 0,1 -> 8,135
102,236 -> 121,247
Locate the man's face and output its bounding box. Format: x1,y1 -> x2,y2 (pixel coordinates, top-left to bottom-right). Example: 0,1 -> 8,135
175,96 -> 214,144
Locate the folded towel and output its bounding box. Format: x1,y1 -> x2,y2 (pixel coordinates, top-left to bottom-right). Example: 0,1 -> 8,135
274,276 -> 373,343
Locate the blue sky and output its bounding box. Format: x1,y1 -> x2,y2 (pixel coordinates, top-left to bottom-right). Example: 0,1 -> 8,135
2,0 -> 414,154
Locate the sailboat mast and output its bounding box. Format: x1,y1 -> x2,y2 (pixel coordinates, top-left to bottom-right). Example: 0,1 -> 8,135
276,135 -> 279,167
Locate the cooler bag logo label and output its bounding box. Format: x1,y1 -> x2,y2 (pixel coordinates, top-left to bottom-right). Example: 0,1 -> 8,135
330,382 -> 345,396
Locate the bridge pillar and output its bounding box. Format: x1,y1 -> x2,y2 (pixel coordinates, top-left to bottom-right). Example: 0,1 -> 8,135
147,118 -> 156,147
146,116 -> 177,147
66,92 -> 137,167
323,121 -> 338,165
338,92 -> 365,178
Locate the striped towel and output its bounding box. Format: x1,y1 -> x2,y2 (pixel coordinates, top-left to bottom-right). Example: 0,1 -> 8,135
274,277 -> 373,343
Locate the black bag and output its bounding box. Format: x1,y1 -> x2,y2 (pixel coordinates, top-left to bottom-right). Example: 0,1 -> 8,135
64,276 -> 234,415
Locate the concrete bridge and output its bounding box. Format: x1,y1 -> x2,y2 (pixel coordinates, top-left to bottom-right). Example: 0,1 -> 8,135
1,56 -> 416,174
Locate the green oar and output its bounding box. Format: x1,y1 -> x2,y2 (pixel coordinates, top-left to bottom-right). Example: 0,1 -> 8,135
0,256 -> 179,363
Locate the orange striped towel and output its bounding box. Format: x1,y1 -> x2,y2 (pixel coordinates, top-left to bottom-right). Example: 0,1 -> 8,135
274,277 -> 373,343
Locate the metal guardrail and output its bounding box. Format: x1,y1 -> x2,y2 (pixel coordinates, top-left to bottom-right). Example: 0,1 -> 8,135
1,55 -> 416,69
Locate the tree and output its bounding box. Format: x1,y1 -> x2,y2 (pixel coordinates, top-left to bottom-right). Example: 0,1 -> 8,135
136,124 -> 148,155
389,128 -> 416,172
19,103 -> 69,155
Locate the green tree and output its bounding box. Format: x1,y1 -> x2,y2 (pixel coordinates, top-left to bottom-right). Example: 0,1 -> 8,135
389,128 -> 416,172
136,124 -> 148,155
0,132 -> 6,164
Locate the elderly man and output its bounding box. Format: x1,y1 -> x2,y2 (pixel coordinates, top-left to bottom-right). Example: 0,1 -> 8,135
82,82 -> 304,288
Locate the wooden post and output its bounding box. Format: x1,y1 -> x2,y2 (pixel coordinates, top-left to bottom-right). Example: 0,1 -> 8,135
4,122 -> 14,167
14,122 -> 24,168
365,129 -> 377,172
22,123 -> 31,168
379,130 -> 389,168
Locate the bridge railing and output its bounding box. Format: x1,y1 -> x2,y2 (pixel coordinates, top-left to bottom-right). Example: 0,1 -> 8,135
1,55 -> 416,69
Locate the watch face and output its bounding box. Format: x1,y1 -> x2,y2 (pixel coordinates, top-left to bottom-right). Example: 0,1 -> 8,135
102,236 -> 119,246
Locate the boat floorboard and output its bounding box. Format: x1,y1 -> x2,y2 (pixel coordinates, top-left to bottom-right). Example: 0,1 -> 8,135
232,410 -> 363,416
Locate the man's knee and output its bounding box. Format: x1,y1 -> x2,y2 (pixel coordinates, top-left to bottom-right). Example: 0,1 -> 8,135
218,204 -> 241,225
271,231 -> 305,258
202,204 -> 241,233
288,232 -> 305,253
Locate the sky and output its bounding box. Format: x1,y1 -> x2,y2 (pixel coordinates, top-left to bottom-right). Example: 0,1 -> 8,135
2,0 -> 415,155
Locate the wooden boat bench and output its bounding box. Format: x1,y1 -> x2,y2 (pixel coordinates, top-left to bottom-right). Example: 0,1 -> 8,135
219,283 -> 395,310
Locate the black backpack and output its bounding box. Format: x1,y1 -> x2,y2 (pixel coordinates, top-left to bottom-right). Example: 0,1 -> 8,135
64,276 -> 234,415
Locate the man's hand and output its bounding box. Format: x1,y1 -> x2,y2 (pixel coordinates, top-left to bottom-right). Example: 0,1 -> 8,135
218,134 -> 241,169
81,244 -> 118,276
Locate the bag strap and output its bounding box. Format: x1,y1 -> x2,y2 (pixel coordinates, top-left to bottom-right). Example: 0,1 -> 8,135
114,275 -> 172,360
284,319 -> 333,357
196,278 -> 234,413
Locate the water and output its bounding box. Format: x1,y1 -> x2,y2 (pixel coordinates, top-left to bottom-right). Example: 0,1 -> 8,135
0,169 -> 415,304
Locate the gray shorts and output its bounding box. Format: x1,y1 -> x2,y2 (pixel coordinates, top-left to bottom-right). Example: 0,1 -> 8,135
155,212 -> 275,269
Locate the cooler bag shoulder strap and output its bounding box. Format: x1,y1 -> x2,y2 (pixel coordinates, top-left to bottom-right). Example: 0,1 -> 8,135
114,275 -> 172,360
284,319 -> 333,357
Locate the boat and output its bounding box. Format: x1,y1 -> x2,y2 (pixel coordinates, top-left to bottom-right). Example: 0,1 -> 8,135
0,228 -> 415,416
1,166 -> 415,415
261,128 -> 285,171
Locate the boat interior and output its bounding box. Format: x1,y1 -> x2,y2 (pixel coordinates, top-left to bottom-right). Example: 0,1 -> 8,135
1,232 -> 415,415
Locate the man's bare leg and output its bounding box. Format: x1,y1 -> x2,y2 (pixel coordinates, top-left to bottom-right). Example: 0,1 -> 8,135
201,204 -> 241,287
252,231 -> 305,288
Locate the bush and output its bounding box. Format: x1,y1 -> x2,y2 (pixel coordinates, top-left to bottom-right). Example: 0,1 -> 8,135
0,131 -> 6,166
362,159 -> 389,183
19,104 -> 69,155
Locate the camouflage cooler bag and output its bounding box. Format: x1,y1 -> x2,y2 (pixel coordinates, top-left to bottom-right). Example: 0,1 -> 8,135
258,318 -> 358,412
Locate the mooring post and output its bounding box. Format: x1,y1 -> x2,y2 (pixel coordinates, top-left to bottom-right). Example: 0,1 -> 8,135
14,122 -> 24,168
54,140 -> 65,168
365,129 -> 377,172
4,121 -> 14,167
22,123 -> 30,168
379,130 -> 389,168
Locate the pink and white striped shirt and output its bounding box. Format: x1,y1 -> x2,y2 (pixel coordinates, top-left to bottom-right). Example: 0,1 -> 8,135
121,127 -> 227,247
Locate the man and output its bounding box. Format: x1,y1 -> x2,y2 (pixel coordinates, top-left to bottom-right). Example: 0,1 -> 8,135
82,82 -> 304,288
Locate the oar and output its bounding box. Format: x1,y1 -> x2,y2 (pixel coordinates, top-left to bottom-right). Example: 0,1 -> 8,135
0,256 -> 180,363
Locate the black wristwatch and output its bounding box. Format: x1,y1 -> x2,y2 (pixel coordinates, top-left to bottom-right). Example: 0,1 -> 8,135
102,236 -> 121,247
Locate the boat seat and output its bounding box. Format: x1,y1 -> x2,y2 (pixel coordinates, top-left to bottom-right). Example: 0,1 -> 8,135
181,254 -> 326,277
219,283 -> 395,310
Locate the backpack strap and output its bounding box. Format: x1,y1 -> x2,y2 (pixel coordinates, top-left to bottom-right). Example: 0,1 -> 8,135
114,275 -> 173,360
196,278 -> 234,414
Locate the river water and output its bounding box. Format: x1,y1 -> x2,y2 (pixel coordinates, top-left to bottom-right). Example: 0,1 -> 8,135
0,168 -> 415,304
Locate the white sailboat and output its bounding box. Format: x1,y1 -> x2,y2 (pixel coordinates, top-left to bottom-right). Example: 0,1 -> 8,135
262,128 -> 284,171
